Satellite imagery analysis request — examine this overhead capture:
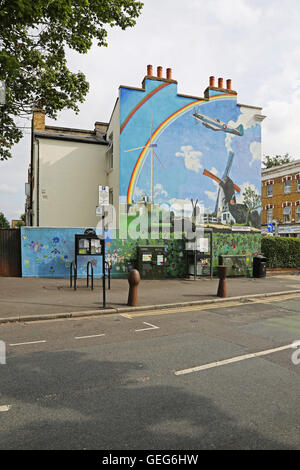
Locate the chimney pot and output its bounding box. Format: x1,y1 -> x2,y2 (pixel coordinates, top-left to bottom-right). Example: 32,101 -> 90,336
166,68 -> 172,80
218,77 -> 223,88
226,79 -> 232,90
147,64 -> 153,76
157,66 -> 163,78
209,76 -> 215,87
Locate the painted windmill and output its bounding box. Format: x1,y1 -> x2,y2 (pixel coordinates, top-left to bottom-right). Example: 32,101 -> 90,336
203,151 -> 241,222
125,116 -> 165,204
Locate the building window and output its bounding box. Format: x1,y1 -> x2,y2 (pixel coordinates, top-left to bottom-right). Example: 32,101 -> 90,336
297,205 -> 300,223
266,184 -> 273,197
107,133 -> 113,170
283,205 -> 291,223
297,178 -> 300,192
284,180 -> 291,194
266,208 -> 273,224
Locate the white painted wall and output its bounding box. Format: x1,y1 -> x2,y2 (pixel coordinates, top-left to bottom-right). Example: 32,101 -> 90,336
106,97 -> 121,226
32,138 -> 107,227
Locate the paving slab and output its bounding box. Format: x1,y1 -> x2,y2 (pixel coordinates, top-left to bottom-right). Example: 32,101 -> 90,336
0,274 -> 300,321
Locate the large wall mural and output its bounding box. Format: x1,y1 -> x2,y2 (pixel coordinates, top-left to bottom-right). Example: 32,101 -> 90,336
120,79 -> 262,229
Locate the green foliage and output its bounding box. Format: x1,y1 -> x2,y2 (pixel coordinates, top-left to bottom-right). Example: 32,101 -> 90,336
262,153 -> 293,169
262,236 -> 300,268
0,0 -> 143,160
242,186 -> 261,225
14,220 -> 25,227
0,211 -> 10,228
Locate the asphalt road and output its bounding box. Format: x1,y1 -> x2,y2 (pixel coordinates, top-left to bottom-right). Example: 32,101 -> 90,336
1,294 -> 300,450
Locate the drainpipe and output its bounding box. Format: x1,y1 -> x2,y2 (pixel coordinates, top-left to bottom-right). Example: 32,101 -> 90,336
36,138 -> 40,227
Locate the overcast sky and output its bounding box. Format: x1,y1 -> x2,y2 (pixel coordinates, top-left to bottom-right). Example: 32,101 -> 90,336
1,0 -> 300,222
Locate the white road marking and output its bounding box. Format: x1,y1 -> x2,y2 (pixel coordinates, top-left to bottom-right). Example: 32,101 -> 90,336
0,405 -> 12,412
175,343 -> 294,376
74,334 -> 105,340
135,322 -> 160,332
9,340 -> 47,346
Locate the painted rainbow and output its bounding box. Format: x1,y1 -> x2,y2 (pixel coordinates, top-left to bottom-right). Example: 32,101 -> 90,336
126,94 -> 235,204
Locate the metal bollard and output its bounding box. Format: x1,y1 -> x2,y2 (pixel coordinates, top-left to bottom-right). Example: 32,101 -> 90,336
127,269 -> 140,307
217,265 -> 227,298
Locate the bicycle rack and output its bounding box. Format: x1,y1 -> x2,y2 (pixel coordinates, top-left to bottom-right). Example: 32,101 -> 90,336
87,261 -> 94,290
70,262 -> 77,290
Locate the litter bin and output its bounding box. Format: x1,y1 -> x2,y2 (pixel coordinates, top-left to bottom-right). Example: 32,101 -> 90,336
253,255 -> 267,278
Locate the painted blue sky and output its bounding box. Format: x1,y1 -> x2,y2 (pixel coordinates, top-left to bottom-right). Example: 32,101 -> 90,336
121,93 -> 261,214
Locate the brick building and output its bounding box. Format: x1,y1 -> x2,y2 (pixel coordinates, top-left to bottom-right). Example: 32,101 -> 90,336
262,161 -> 300,237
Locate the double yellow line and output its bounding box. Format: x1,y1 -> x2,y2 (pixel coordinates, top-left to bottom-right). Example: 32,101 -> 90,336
123,293 -> 300,319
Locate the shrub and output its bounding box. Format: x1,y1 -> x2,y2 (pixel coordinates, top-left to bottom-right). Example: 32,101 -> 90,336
262,236 -> 300,268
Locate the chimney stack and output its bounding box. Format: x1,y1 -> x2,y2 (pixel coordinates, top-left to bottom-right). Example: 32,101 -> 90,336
218,77 -> 223,88
226,79 -> 232,90
157,66 -> 163,78
147,64 -> 153,76
209,76 -> 215,87
32,108 -> 45,131
166,68 -> 172,80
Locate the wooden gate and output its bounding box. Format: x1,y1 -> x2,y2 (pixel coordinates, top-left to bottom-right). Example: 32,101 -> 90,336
0,229 -> 21,276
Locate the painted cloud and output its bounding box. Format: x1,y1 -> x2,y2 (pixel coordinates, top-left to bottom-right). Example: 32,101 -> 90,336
175,145 -> 203,173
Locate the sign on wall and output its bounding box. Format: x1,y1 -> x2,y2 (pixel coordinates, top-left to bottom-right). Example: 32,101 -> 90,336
99,186 -> 109,205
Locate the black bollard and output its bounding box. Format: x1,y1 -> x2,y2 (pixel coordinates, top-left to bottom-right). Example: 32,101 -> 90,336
217,265 -> 228,298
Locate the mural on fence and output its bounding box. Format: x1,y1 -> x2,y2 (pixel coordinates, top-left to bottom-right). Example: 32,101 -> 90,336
21,227 -> 260,278
120,79 -> 262,229
21,228 -> 110,278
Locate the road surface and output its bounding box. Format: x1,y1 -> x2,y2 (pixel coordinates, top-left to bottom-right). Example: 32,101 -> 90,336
1,293 -> 300,449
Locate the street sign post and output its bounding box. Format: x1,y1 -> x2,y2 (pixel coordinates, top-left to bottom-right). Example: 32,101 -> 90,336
267,224 -> 273,233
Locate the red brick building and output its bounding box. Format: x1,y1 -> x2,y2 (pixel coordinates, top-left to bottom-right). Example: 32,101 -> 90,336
262,161 -> 300,237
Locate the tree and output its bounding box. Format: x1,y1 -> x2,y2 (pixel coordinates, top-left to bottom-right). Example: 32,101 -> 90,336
0,0 -> 143,160
0,211 -> 10,228
243,187 -> 261,226
262,153 -> 293,169
14,213 -> 26,227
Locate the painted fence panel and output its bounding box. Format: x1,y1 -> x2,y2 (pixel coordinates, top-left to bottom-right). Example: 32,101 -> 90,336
21,227 -> 107,278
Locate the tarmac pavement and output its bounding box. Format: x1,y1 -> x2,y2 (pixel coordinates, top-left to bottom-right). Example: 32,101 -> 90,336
0,273 -> 300,322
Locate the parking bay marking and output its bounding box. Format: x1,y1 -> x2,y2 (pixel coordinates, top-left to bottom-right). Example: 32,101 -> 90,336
135,322 -> 160,332
75,334 -> 106,340
9,340 -> 47,347
0,405 -> 12,412
175,343 -> 294,376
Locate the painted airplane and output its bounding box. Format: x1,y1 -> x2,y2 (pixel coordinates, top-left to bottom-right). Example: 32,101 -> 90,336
192,111 -> 244,136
